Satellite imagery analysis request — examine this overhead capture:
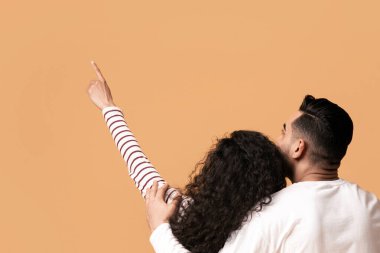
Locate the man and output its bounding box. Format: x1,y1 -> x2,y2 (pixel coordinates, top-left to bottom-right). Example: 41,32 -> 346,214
145,95 -> 380,252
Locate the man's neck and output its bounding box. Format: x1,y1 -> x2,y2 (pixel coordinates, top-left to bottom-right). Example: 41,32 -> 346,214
292,161 -> 339,183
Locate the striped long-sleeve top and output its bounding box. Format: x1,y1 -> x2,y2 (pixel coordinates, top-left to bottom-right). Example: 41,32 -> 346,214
102,106 -> 179,203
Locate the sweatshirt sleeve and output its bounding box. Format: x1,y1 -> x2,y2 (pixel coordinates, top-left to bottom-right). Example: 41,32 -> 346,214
101,106 -> 178,202
149,223 -> 190,253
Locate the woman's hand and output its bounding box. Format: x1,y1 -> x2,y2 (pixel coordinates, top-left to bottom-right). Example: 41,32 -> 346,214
87,61 -> 116,110
145,181 -> 181,233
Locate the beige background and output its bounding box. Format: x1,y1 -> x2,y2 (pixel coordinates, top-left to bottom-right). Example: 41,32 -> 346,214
1,1 -> 379,252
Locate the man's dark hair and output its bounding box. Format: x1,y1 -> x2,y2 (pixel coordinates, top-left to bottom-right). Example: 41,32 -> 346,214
292,95 -> 353,169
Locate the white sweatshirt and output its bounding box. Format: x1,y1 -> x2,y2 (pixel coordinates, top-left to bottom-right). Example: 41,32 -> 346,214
149,179 -> 380,253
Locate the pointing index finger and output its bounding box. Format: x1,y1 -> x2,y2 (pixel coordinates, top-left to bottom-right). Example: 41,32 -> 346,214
91,60 -> 106,83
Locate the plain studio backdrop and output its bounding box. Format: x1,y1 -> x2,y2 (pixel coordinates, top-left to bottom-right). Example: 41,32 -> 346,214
0,1 -> 379,252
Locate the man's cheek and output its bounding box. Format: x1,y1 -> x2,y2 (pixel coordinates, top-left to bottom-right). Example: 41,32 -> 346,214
279,142 -> 290,155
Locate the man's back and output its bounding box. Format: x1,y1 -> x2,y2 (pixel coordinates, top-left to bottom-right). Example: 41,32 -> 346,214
221,179 -> 380,253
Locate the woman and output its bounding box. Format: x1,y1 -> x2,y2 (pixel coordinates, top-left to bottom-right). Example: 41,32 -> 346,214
87,61 -> 291,253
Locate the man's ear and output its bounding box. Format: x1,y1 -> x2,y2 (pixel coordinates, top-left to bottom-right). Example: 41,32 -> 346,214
290,138 -> 306,159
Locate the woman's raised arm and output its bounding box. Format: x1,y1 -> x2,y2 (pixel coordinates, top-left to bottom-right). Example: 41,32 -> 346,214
87,61 -> 178,202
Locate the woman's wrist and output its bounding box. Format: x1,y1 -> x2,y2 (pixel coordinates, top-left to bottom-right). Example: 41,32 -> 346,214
101,102 -> 117,110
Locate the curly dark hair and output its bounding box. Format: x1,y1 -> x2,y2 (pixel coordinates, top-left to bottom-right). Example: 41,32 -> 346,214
169,130 -> 290,253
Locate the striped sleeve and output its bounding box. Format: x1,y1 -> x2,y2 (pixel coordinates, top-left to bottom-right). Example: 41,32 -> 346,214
102,106 -> 178,203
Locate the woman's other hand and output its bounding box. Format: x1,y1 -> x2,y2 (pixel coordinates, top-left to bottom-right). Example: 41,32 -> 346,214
145,181 -> 181,232
87,61 -> 116,110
